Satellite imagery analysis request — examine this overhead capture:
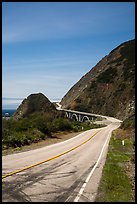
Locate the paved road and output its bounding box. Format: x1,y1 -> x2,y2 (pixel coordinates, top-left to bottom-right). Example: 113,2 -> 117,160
2,115 -> 122,202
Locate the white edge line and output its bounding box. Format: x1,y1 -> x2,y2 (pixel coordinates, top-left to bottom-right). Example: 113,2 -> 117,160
74,129 -> 112,202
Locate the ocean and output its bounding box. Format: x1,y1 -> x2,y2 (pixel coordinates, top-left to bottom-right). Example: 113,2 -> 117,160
2,109 -> 17,117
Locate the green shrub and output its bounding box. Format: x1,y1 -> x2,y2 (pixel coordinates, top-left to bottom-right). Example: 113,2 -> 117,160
89,80 -> 97,90
121,114 -> 135,129
113,83 -> 126,97
123,62 -> 135,81
14,118 -> 31,132
2,129 -> 46,149
87,81 -> 97,93
109,40 -> 135,66
33,116 -> 50,135
120,40 -> 135,64
71,121 -> 82,132
51,118 -> 72,132
2,111 -> 105,149
74,104 -> 89,112
97,67 -> 117,83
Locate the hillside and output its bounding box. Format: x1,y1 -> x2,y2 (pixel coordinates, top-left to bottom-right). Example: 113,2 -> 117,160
12,93 -> 58,120
61,39 -> 135,120
3,93 -> 103,150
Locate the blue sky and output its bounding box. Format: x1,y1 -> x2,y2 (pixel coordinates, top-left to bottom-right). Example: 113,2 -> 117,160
2,2 -> 135,109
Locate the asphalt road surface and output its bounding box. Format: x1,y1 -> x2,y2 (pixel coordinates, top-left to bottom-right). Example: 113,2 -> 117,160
2,116 -> 122,202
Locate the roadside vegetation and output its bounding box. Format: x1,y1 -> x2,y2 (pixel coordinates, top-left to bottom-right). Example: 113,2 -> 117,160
2,112 -> 104,150
95,115 -> 135,202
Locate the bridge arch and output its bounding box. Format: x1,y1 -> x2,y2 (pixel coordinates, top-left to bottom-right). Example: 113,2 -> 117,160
65,112 -> 69,118
81,116 -> 90,122
71,113 -> 79,121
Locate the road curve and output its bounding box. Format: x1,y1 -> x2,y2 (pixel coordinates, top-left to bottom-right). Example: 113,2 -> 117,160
2,113 -> 122,202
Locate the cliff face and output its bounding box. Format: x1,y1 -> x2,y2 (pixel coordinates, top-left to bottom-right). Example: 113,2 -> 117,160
12,93 -> 58,120
61,39 -> 135,120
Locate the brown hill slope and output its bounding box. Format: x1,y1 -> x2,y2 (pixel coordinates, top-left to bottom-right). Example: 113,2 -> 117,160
61,39 -> 135,120
12,93 -> 58,120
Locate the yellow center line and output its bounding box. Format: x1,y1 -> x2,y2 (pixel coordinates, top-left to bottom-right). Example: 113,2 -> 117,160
2,130 -> 101,180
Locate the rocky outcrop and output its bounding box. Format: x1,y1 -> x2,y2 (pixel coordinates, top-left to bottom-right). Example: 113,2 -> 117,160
12,93 -> 58,120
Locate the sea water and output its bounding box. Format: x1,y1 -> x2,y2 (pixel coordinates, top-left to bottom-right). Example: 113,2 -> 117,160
2,109 -> 16,117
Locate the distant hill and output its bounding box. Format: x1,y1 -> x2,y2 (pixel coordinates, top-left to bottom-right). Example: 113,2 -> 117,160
61,39 -> 135,120
12,93 -> 58,120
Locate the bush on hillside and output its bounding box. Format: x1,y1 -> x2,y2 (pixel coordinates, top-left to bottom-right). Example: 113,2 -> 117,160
51,118 -> 72,132
2,129 -> 46,148
96,67 -> 117,83
121,114 -> 135,129
2,111 -> 105,149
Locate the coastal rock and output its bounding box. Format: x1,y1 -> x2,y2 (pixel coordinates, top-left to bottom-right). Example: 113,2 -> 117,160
12,93 -> 57,120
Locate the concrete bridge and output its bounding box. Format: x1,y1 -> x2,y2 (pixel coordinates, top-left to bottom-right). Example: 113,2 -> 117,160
62,109 -> 99,122
56,103 -> 107,123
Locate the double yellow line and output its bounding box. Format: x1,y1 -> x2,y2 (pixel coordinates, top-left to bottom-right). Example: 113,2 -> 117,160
2,130 -> 100,180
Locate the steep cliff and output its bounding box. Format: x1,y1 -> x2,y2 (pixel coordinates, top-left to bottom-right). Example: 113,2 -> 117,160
61,39 -> 135,120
